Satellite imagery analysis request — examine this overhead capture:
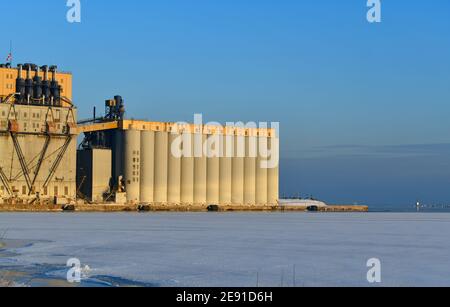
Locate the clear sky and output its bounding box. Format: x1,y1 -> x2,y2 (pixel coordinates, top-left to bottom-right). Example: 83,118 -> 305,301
2,0 -> 450,207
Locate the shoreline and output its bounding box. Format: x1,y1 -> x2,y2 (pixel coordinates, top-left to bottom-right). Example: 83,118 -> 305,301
0,203 -> 369,213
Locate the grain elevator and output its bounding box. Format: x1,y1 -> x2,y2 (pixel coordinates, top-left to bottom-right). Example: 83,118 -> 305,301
77,98 -> 280,206
0,63 -> 77,204
0,61 -> 280,208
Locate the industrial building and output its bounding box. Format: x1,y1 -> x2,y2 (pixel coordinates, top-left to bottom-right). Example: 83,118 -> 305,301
77,114 -> 280,206
0,62 -> 279,208
0,63 -> 77,204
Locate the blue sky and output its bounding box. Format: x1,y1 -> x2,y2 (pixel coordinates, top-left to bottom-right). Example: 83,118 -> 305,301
2,0 -> 450,207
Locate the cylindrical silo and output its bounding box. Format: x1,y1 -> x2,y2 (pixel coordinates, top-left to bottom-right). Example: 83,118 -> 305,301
219,133 -> 233,204
181,132 -> 194,204
140,130 -> 155,204
168,132 -> 181,204
256,135 -> 268,205
232,133 -> 245,205
206,134 -> 220,205
267,136 -> 280,205
154,131 -> 168,203
194,133 -> 207,205
124,130 -> 141,203
244,134 -> 257,205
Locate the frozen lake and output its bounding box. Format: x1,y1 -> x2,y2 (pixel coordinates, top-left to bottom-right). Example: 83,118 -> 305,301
1,212 -> 450,287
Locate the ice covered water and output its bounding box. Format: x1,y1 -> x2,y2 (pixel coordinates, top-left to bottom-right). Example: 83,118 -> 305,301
1,213 -> 450,287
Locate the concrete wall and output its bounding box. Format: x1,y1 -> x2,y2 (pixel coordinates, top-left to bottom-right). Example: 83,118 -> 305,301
0,104 -> 77,201
77,149 -> 112,203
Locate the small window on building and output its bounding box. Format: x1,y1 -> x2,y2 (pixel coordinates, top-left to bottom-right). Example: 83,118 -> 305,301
44,187 -> 48,196
22,186 -> 26,195
64,186 -> 69,195
54,186 -> 59,196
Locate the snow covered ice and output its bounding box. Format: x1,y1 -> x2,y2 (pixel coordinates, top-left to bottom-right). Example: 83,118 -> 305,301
1,212 -> 450,287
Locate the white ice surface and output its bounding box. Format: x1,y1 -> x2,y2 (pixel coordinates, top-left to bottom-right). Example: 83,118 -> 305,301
1,213 -> 450,287
279,199 -> 328,207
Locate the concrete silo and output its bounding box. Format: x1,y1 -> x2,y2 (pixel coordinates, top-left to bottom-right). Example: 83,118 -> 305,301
168,125 -> 182,204
267,132 -> 280,205
219,131 -> 233,205
154,130 -> 169,203
180,129 -> 195,204
231,129 -> 245,205
206,127 -> 221,205
140,130 -> 155,204
255,132 -> 268,205
194,133 -> 207,205
244,131 -> 257,205
77,119 -> 280,208
124,130 -> 141,203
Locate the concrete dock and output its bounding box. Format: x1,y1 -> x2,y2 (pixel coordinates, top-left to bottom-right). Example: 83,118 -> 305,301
0,203 -> 368,213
